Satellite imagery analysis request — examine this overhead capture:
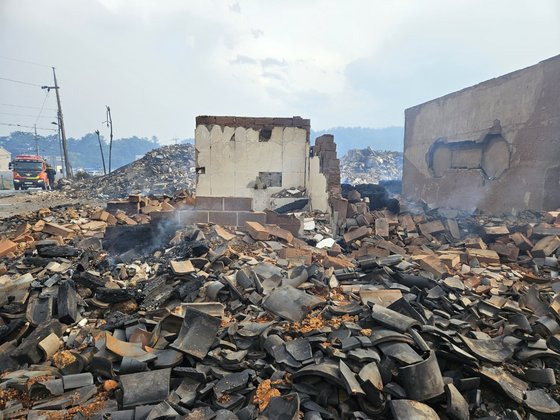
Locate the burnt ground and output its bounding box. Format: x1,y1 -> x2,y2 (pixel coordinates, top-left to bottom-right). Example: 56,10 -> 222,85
0,190 -> 102,220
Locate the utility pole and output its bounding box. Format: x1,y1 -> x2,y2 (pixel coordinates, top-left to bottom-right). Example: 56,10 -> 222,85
95,130 -> 107,175
56,122 -> 65,176
34,124 -> 39,156
43,68 -> 72,178
52,120 -> 65,176
105,106 -> 113,173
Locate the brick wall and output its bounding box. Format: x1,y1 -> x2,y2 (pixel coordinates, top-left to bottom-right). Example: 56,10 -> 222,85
312,134 -> 342,198
195,116 -> 310,130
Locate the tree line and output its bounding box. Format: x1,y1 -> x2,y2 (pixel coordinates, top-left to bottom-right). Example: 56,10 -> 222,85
0,131 -> 190,171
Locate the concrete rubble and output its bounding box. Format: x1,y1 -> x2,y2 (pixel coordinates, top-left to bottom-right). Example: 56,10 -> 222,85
340,148 -> 403,186
0,186 -> 560,419
68,144 -> 196,200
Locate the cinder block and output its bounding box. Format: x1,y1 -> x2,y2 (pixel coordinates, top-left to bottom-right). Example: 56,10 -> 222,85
195,197 -> 224,211
264,225 -> 294,243
178,210 -> 209,225
418,256 -> 448,279
42,222 -> 74,238
375,218 -> 389,237
265,210 -> 302,236
320,142 -> 337,152
245,221 -> 270,241
320,151 -> 337,161
331,197 -> 348,220
279,247 -> 313,265
343,226 -> 370,243
237,211 -> 267,226
315,134 -> 334,145
208,211 -> 237,226
150,211 -> 179,225
196,116 -> 310,130
223,197 -> 253,211
326,159 -> 340,169
107,201 -> 139,216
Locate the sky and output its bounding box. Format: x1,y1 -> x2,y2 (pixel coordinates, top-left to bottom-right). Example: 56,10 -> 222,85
0,0 -> 559,143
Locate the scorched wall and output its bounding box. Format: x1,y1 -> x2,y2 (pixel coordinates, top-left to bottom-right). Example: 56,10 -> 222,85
195,116 -> 314,211
403,54 -> 560,214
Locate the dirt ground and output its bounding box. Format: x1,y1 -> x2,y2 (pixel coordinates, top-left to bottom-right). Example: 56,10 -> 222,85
0,189 -> 100,219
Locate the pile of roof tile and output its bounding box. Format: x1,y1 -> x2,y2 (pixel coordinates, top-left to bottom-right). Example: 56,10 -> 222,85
0,194 -> 560,419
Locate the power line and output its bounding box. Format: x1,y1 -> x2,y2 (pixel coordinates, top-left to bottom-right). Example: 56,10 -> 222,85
34,91 -> 51,126
0,112 -> 56,119
0,122 -> 57,131
0,76 -> 42,87
0,103 -> 57,111
0,55 -> 51,68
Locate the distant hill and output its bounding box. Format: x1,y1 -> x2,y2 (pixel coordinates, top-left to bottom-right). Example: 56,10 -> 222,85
0,131 -> 189,172
312,126 -> 404,155
0,131 -> 160,171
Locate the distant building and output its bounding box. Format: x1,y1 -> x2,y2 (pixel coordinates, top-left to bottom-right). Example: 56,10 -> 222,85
0,147 -> 11,171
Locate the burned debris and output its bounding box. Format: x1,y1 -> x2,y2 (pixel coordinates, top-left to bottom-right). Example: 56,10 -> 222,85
0,182 -> 560,419
68,144 -> 196,200
340,148 -> 403,186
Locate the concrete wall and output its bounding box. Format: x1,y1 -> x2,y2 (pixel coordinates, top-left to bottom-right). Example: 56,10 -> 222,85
403,55 -> 560,214
195,116 -> 315,211
0,148 -> 10,172
308,156 -> 328,212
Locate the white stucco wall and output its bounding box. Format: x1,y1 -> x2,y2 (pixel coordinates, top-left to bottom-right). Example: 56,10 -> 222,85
308,156 -> 329,212
0,149 -> 11,172
195,124 -> 309,210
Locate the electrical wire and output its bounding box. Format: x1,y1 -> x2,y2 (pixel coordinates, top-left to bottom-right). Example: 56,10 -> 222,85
0,122 -> 57,131
0,55 -> 50,68
34,91 -> 51,126
0,112 -> 56,119
0,76 -> 42,87
0,103 -> 57,111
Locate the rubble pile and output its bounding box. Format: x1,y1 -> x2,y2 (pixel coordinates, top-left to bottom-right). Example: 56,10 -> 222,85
67,144 -> 196,199
0,194 -> 560,419
340,148 -> 403,185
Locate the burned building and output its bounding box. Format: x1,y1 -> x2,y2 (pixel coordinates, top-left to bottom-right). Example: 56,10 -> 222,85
403,54 -> 560,214
194,116 -> 340,218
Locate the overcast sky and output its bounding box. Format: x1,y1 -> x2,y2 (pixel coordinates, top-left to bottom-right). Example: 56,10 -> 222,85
1,0 -> 559,143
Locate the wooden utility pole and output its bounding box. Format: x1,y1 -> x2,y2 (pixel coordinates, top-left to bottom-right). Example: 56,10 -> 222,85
95,130 -> 107,175
50,68 -> 72,178
57,122 -> 65,176
34,124 -> 39,155
106,106 -> 113,173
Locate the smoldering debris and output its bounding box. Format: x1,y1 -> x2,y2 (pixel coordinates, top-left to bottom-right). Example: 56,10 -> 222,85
0,192 -> 560,418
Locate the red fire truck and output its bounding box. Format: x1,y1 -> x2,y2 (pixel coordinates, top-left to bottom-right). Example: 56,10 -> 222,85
9,155 -> 50,190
